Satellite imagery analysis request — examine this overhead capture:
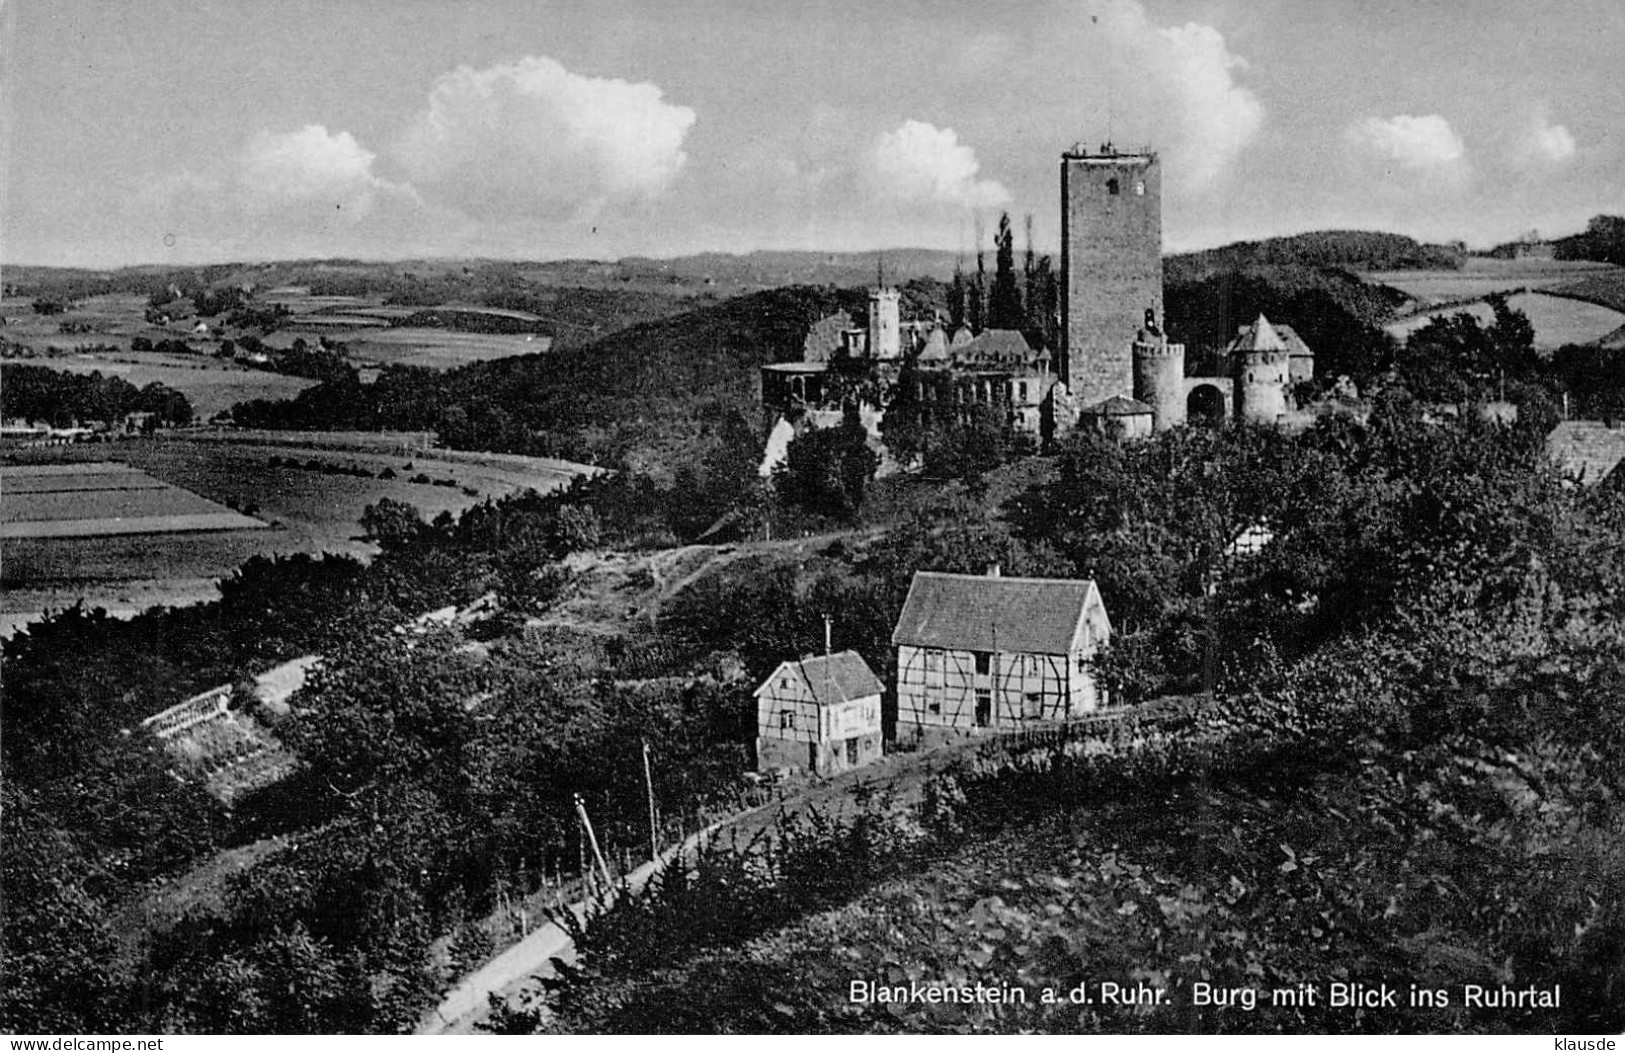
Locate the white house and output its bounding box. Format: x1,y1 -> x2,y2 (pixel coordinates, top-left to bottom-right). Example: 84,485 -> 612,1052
753,650 -> 883,776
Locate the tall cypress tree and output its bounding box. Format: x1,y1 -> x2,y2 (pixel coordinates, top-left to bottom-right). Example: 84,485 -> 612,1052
949,265 -> 967,332
968,239 -> 986,335
987,212 -> 1024,330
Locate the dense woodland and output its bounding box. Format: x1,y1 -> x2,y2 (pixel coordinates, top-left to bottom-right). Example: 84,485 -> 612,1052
5,260 -> 1625,1033
1,363 -> 194,427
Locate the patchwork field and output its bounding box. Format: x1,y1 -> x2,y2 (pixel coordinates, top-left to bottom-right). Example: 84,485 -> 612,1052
341,328 -> 552,369
2,463 -> 266,539
1363,259 -> 1624,308
1383,290 -> 1625,350
2,436 -> 595,635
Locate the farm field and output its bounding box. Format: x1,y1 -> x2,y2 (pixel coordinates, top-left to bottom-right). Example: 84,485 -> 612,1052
1383,290 -> 1625,350
2,462 -> 266,539
341,327 -> 552,369
1363,259 -> 1623,308
2,438 -> 594,635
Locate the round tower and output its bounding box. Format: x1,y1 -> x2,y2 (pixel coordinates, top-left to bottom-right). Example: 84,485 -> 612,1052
1237,349 -> 1290,423
868,287 -> 901,361
1132,326 -> 1185,432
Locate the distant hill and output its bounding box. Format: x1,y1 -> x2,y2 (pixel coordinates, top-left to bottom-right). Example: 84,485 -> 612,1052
1169,230 -> 1465,276
433,284 -> 874,473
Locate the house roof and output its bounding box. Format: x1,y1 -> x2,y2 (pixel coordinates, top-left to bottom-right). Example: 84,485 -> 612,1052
954,328 -> 1034,364
755,649 -> 883,706
891,571 -> 1104,655
1547,420 -> 1625,485
1273,323 -> 1313,358
1084,394 -> 1153,417
1228,314 -> 1288,354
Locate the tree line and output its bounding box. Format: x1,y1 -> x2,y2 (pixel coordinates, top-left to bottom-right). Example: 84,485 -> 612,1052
1,363 -> 193,427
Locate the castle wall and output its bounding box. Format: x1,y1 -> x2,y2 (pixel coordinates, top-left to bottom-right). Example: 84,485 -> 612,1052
1061,152 -> 1162,408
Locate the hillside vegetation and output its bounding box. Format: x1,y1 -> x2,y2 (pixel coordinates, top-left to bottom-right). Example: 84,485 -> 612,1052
1168,230 -> 1464,275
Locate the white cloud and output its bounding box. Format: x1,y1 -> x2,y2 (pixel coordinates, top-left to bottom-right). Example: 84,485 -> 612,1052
1521,111 -> 1577,166
1345,114 -> 1466,170
394,55 -> 696,222
236,125 -> 402,217
1093,1 -> 1265,191
867,120 -> 1010,208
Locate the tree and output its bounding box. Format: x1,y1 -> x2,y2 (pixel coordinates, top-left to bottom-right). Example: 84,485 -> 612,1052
948,265 -> 967,332
987,213 -> 1024,330
968,235 -> 987,335
360,498 -> 425,549
773,410 -> 879,520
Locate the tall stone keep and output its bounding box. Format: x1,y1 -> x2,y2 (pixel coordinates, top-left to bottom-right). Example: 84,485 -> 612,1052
1060,147 -> 1163,407
868,286 -> 901,360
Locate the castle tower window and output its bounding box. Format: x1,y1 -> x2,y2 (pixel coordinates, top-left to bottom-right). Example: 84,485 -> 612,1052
1107,177 -> 1120,196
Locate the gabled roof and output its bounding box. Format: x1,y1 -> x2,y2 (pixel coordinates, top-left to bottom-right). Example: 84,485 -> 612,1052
1084,394 -> 1153,417
891,571 -> 1106,655
954,328 -> 1034,364
1228,314 -> 1288,354
1547,420 -> 1625,485
754,649 -> 883,706
1273,323 -> 1313,358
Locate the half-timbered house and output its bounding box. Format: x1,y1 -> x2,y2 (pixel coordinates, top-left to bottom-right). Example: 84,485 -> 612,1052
753,650 -> 884,776
891,568 -> 1111,747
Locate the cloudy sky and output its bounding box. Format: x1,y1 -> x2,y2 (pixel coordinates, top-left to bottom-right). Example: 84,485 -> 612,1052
4,0 -> 1621,267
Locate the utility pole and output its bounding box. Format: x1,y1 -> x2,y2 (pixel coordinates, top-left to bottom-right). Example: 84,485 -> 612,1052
573,793 -> 613,892
641,739 -> 659,864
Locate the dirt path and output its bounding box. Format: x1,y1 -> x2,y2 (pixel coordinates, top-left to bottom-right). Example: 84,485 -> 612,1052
417,738 -> 981,1035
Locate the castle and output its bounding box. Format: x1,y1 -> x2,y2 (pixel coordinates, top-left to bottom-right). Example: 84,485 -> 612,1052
759,143 -> 1313,458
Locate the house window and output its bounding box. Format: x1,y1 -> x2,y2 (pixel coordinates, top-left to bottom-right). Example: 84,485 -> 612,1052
928,701 -> 941,715
1135,180 -> 1146,196
974,651 -> 991,675
779,710 -> 796,731
1107,177 -> 1120,195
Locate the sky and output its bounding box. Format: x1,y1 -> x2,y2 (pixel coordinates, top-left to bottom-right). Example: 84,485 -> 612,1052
3,0 -> 1622,267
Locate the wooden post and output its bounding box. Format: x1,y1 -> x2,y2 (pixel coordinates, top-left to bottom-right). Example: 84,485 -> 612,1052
574,793 -> 614,890
641,739 -> 660,863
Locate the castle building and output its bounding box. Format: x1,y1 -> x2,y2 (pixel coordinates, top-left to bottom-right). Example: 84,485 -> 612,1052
760,141 -> 1317,456
1060,145 -> 1163,408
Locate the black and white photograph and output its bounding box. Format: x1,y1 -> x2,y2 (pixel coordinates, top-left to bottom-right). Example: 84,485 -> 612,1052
3,0 -> 1624,1040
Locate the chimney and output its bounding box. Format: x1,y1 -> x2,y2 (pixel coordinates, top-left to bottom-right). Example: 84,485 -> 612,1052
986,563 -> 1002,578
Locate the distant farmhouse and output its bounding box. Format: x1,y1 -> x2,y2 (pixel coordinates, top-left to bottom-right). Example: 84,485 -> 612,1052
1546,419 -> 1625,486
753,649 -> 884,776
891,567 -> 1111,749
1490,230 -> 1557,260
760,143 -> 1316,457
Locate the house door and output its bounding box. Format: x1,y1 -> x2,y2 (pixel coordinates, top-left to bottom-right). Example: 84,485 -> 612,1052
808,742 -> 819,772
975,690 -> 991,727
846,737 -> 860,765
